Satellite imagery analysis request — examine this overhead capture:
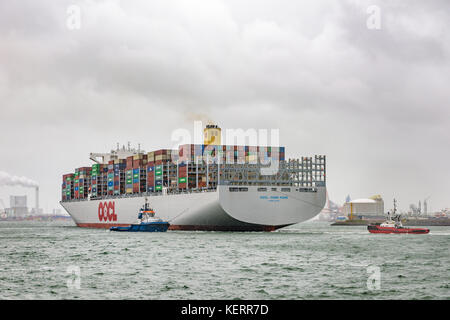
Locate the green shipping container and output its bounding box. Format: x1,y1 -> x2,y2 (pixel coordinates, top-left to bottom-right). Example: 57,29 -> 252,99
178,177 -> 187,183
155,185 -> 162,191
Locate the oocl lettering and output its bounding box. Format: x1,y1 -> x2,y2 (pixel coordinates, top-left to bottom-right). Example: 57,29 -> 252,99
98,201 -> 117,222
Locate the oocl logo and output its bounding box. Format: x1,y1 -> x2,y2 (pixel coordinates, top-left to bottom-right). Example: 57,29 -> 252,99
98,201 -> 117,222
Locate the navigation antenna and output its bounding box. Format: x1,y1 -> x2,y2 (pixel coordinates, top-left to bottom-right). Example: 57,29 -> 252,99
393,198 -> 402,224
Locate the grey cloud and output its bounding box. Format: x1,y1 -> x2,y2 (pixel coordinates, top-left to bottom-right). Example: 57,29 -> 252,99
0,0 -> 449,211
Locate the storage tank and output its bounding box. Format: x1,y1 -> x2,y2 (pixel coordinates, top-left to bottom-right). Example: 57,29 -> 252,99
343,195 -> 384,219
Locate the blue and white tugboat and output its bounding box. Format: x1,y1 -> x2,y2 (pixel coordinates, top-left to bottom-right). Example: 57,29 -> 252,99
110,199 -> 170,232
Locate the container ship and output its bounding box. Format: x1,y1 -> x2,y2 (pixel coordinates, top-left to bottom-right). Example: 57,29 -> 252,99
60,124 -> 327,231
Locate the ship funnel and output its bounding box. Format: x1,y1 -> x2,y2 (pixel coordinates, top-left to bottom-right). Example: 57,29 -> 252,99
204,123 -> 222,145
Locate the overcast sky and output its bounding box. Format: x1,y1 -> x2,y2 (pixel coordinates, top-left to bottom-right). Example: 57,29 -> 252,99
0,0 -> 449,213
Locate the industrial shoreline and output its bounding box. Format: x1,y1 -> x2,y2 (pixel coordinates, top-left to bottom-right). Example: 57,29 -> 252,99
331,217 -> 450,227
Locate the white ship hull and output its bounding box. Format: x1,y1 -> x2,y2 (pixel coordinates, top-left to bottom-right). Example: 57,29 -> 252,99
60,185 -> 326,231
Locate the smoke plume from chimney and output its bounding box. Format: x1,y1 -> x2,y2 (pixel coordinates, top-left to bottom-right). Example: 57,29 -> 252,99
0,171 -> 38,188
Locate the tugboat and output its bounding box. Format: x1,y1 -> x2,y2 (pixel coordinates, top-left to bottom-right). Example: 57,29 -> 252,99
368,199 -> 430,234
110,199 -> 170,232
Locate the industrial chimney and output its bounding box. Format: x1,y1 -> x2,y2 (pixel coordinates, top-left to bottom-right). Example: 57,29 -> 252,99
35,186 -> 39,215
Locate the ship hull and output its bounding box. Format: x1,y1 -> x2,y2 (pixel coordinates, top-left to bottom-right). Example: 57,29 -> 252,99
110,222 -> 170,232
367,225 -> 430,234
60,185 -> 326,231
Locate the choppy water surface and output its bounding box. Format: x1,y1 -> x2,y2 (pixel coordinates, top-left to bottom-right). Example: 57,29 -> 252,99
0,220 -> 449,299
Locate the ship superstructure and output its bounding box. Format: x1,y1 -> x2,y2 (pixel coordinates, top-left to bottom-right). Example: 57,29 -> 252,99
60,125 -> 327,231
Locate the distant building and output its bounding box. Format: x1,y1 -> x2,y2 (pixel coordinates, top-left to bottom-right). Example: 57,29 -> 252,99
343,195 -> 384,219
7,195 -> 29,218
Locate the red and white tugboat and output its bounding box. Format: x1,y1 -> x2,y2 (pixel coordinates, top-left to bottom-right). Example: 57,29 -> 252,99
368,199 -> 430,234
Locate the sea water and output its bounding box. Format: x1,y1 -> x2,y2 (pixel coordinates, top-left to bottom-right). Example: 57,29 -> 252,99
0,220 -> 449,299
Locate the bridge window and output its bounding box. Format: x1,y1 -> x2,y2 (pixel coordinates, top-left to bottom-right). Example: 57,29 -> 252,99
229,187 -> 239,192
257,187 -> 267,192
239,187 -> 248,192
271,188 -> 277,191
299,188 -> 318,193
281,188 -> 291,192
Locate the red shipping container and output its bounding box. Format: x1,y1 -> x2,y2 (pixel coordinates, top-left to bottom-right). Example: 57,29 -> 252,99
126,156 -> 133,168
155,149 -> 169,156
63,173 -> 74,180
133,160 -> 143,168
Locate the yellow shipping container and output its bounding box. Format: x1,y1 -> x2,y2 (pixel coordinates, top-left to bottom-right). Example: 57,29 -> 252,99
247,155 -> 258,163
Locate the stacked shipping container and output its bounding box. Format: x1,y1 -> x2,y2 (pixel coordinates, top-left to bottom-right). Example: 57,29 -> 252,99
62,174 -> 74,201
63,144 -> 286,200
